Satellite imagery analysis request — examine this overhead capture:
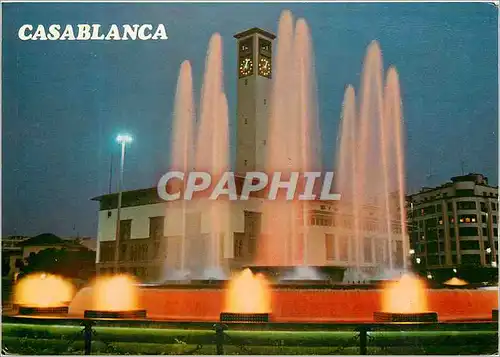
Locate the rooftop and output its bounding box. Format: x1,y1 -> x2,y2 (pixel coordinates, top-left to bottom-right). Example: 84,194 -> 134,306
234,27 -> 276,40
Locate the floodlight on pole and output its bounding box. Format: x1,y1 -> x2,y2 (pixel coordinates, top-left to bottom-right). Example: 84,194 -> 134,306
113,133 -> 133,273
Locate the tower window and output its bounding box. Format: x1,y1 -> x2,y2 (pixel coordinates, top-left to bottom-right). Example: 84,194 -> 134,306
244,117 -> 248,124
264,99 -> 267,105
244,79 -> 248,85
244,160 -> 248,166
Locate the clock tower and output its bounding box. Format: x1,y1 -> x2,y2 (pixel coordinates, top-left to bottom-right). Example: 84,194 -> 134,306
234,27 -> 275,175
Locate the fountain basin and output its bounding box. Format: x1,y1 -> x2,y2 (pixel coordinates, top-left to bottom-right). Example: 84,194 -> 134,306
220,312 -> 270,323
67,286 -> 497,322
18,305 -> 69,316
84,309 -> 147,319
373,311 -> 438,323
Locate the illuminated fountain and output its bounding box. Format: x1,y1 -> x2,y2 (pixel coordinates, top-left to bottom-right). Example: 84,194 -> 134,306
163,33 -> 230,281
257,11 -> 322,279
335,41 -> 408,278
14,273 -> 74,315
69,274 -> 146,319
194,32 -> 230,280
163,60 -> 195,281
220,268 -> 271,322
374,274 -> 437,323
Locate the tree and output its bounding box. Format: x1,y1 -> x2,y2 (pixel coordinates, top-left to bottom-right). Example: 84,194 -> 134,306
18,248 -> 96,281
2,258 -> 10,276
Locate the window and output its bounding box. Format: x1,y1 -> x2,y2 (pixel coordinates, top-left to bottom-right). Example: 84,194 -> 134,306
422,206 -> 436,215
119,220 -> 132,241
436,204 -> 442,212
456,189 -> 475,197
426,218 -> 437,228
427,255 -> 440,266
100,243 -> 114,262
459,227 -> 478,237
149,217 -> 164,240
339,237 -> 348,261
120,244 -> 127,260
364,238 -> 373,263
244,160 -> 248,166
375,241 -> 384,264
447,202 -> 453,212
493,203 -> 497,211
461,254 -> 481,265
426,229 -> 438,241
248,237 -> 256,256
459,214 -> 477,223
325,234 -> 335,260
263,99 -> 267,105
457,201 -> 476,210
481,202 -> 487,212
153,241 -> 160,259
244,117 -> 248,124
234,234 -> 244,258
482,227 -> 488,237
493,216 -> 498,224
244,79 -> 248,85
427,242 -> 438,254
460,240 -> 480,250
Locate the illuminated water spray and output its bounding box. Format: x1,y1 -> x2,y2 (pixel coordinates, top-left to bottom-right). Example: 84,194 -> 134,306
258,11 -> 321,269
335,41 -> 407,273
165,60 -> 195,279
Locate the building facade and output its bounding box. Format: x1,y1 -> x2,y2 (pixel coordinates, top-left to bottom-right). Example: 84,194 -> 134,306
94,186 -> 406,281
407,173 -> 498,270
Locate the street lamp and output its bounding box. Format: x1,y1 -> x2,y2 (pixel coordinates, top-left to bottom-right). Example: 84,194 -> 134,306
114,133 -> 133,273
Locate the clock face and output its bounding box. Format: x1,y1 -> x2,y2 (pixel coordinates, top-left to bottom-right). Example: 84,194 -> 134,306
258,56 -> 271,77
239,56 -> 253,77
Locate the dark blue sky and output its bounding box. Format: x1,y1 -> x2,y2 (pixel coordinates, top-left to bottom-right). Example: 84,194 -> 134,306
3,2 -> 497,237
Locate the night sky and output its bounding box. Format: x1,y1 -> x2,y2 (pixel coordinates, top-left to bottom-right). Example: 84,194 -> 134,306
2,2 -> 498,238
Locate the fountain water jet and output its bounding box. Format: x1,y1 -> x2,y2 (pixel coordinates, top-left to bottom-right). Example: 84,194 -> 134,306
375,273 -> 437,322
164,60 -> 195,280
14,273 -> 74,315
221,268 -> 271,322
69,274 -> 147,319
334,41 -> 408,277
193,33 -> 230,279
257,12 -> 321,269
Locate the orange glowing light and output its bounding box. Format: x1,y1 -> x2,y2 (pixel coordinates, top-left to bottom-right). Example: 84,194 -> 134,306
443,277 -> 468,286
224,269 -> 271,313
14,273 -> 74,308
92,274 -> 140,311
382,274 -> 428,313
